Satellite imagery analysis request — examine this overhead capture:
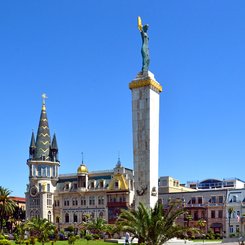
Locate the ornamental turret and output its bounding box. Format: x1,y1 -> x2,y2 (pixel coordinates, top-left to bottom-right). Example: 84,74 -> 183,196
50,133 -> 59,161
29,131 -> 36,158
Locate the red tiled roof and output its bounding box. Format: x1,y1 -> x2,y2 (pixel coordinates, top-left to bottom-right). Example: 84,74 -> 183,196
9,196 -> 26,203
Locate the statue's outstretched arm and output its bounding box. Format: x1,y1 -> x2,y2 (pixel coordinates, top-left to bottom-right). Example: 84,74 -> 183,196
138,16 -> 143,32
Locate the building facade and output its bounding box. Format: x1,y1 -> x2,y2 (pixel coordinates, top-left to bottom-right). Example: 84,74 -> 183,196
159,177 -> 245,238
25,96 -> 134,228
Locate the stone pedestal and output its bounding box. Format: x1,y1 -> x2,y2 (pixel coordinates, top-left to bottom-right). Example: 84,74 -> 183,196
129,71 -> 162,209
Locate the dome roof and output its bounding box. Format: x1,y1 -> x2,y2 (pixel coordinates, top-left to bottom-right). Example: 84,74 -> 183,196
77,163 -> 88,174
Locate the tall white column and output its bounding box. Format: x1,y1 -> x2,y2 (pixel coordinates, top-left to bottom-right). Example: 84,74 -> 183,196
129,71 -> 162,209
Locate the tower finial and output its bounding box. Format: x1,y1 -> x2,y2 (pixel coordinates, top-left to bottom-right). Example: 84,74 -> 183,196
116,151 -> 121,167
42,93 -> 48,111
42,93 -> 48,105
81,152 -> 84,164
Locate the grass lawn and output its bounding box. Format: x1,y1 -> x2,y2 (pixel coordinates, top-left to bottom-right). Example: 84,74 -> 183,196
10,239 -> 114,245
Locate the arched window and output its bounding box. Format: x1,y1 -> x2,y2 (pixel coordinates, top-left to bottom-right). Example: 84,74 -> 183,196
56,216 -> 60,223
73,213 -> 78,223
65,213 -> 69,223
99,211 -> 104,218
232,195 -> 237,202
82,212 -> 87,222
48,211 -> 52,222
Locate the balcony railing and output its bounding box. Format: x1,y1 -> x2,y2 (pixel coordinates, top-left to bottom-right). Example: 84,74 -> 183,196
107,202 -> 128,208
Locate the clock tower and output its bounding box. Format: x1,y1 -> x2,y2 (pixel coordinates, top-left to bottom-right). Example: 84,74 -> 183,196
26,94 -> 60,221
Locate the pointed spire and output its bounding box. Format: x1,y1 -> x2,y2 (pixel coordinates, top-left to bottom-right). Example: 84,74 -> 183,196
30,131 -> 36,148
29,131 -> 36,158
34,94 -> 51,160
116,153 -> 121,168
50,133 -> 59,161
51,133 -> 58,150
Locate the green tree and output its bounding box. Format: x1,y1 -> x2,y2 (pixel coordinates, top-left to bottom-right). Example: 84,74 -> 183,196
0,186 -> 17,233
26,218 -> 55,245
14,222 -> 27,244
103,224 -> 118,239
117,201 -> 196,245
84,218 -> 106,238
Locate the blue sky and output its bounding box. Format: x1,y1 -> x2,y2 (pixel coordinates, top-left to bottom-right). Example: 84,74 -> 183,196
1,1 -> 245,197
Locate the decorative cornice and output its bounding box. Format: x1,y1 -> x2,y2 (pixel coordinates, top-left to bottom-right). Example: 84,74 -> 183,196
129,78 -> 162,93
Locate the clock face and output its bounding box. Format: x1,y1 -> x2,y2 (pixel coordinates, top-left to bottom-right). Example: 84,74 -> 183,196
30,186 -> 38,197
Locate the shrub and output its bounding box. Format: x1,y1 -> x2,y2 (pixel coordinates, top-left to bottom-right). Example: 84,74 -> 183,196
79,230 -> 85,238
92,234 -> 100,240
84,234 -> 93,241
29,236 -> 36,245
68,235 -> 76,245
0,239 -> 11,245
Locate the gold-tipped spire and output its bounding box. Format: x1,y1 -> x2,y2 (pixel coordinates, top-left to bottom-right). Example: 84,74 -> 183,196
42,93 -> 48,111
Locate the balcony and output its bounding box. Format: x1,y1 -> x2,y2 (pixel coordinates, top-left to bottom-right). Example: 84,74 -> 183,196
107,202 -> 128,208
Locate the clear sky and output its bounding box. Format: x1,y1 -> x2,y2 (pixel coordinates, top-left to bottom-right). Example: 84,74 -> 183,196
1,1 -> 245,197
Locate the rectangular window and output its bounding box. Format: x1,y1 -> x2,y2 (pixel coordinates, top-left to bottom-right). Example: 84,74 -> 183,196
218,210 -> 223,218
236,225 -> 240,233
218,196 -> 223,203
211,210 -> 215,218
100,181 -> 104,188
197,197 -> 202,204
194,211 -> 198,220
191,197 -> 196,204
230,226 -> 234,233
73,199 -> 77,206
81,197 -> 86,206
211,196 -> 216,203
52,166 -> 55,177
64,200 -> 69,206
89,196 -> 95,205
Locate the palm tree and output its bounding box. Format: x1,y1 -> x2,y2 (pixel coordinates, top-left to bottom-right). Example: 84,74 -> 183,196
103,223 -> 119,238
117,201 -> 196,245
14,222 -> 27,244
84,217 -> 106,238
0,186 -> 17,233
26,217 -> 55,245
228,207 -> 234,233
